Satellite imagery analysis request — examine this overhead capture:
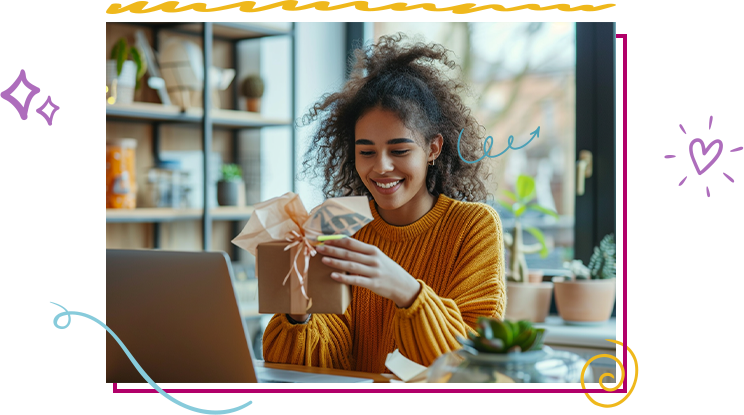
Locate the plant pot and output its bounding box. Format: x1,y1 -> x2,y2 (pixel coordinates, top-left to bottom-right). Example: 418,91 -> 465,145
553,278 -> 616,325
106,60 -> 136,104
504,281 -> 553,323
217,180 -> 243,206
245,97 -> 261,112
528,270 -> 544,284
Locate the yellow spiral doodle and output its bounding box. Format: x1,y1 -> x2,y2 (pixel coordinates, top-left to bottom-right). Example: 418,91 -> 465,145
580,339 -> 637,408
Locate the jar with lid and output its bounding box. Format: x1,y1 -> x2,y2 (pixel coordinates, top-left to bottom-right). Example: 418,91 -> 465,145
106,138 -> 137,209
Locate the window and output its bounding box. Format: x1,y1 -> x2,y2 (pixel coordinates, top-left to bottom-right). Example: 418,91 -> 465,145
372,22 -> 578,271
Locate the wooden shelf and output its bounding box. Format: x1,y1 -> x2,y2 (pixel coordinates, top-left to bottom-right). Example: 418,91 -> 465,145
211,206 -> 255,221
120,22 -> 291,41
106,102 -> 292,129
107,206 -> 255,223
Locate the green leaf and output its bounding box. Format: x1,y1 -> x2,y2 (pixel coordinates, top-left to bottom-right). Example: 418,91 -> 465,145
513,328 -> 532,348
508,321 -> 520,342
525,226 -> 549,258
514,203 -> 527,218
528,204 -> 559,219
114,39 -> 128,77
529,328 -> 546,351
517,320 -> 533,333
518,329 -> 538,351
501,189 -> 518,202
488,319 -> 512,346
516,175 -> 536,202
497,200 -> 514,213
129,47 -> 147,81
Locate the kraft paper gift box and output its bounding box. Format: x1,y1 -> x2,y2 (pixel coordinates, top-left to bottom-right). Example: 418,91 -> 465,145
255,242 -> 352,314
232,192 -> 373,315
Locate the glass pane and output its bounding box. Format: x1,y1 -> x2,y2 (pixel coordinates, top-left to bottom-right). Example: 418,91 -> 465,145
373,23 -> 576,272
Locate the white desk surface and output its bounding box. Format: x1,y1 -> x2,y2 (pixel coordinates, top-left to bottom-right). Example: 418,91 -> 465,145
533,316 -> 617,349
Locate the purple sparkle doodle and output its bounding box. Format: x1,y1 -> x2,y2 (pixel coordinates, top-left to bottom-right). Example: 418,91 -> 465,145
1,69 -> 40,120
36,96 -> 60,126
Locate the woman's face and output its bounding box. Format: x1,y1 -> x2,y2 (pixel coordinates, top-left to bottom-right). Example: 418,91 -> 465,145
354,108 -> 440,218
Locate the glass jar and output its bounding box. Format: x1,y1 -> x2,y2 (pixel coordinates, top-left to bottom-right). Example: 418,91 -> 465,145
427,346 -> 592,383
147,160 -> 191,208
106,138 -> 137,209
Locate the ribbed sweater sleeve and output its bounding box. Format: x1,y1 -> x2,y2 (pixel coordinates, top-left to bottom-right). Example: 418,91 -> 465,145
262,307 -> 355,370
391,205 -> 506,367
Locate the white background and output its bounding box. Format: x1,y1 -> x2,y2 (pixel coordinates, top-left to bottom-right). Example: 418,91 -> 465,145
2,0 -> 741,413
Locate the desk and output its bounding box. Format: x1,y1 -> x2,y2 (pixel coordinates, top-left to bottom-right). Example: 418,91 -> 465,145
533,316 -> 617,383
256,361 -> 399,383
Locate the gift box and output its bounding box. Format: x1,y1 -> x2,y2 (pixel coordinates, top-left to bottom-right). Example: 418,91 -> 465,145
232,192 -> 373,315
256,242 -> 351,314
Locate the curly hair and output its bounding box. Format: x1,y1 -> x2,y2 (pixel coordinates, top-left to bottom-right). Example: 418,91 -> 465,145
299,32 -> 491,202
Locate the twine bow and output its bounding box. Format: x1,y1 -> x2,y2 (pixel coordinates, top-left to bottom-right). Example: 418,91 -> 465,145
282,230 -> 316,312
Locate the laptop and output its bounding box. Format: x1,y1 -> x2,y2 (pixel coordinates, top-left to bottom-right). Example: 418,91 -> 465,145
106,249 -> 372,383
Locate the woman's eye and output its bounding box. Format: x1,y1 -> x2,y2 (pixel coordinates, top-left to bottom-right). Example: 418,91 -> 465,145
359,151 -> 375,156
392,150 -> 410,156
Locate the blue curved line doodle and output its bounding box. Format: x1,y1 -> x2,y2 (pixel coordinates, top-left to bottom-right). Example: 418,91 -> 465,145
457,126 -> 541,164
50,302 -> 253,414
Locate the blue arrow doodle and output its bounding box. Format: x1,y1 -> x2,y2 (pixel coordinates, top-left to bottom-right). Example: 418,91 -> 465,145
457,126 -> 541,164
50,302 -> 253,414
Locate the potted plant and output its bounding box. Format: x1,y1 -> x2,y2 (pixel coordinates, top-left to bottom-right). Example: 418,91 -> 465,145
241,75 -> 265,112
217,164 -> 244,206
499,175 -> 558,323
427,317 -> 549,383
554,234 -> 616,325
107,37 -> 147,105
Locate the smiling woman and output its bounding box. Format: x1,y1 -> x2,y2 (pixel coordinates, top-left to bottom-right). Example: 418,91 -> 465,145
262,33 -> 506,373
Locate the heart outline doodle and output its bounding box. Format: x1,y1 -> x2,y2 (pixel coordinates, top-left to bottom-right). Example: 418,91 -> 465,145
688,138 -> 723,175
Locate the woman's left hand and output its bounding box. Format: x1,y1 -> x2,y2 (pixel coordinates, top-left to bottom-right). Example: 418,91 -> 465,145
315,238 -> 421,308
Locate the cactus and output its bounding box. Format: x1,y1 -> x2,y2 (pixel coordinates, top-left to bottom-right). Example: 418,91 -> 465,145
465,317 -> 546,354
586,234 -> 616,280
241,75 -> 265,98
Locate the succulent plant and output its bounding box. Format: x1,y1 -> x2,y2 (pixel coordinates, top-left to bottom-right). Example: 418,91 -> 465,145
110,37 -> 147,89
465,317 -> 546,354
586,234 -> 616,280
241,75 -> 265,98
220,164 -> 243,182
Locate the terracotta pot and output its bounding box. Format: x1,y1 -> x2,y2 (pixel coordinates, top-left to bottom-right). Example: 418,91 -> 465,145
246,97 -> 261,112
528,270 -> 544,284
504,282 -> 553,323
553,278 -> 616,324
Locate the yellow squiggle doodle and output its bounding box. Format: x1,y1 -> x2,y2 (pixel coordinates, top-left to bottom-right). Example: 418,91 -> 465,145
581,339 -> 638,408
106,1 -> 617,14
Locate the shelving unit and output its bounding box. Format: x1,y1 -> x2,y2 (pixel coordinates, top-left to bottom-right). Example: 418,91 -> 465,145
106,22 -> 296,256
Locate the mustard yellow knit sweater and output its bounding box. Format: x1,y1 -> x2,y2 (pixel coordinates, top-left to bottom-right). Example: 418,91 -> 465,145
262,194 -> 506,373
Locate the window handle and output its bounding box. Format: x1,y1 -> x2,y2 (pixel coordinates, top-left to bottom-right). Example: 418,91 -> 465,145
576,150 -> 593,196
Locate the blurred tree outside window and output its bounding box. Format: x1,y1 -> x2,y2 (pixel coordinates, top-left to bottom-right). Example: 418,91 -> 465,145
373,22 -> 576,271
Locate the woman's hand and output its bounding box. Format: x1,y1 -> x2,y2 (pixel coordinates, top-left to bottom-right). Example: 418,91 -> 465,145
315,238 -> 421,308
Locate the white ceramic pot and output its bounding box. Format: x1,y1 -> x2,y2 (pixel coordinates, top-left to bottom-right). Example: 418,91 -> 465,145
106,60 -> 136,104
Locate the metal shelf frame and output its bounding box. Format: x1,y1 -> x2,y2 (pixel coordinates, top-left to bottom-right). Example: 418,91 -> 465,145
107,22 -> 297,254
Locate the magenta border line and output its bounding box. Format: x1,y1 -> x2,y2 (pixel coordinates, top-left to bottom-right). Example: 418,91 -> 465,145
619,33 -> 628,393
113,33 -> 629,396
